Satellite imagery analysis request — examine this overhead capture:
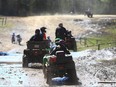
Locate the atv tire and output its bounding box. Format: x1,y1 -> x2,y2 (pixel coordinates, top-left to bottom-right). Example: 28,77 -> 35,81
73,40 -> 77,52
23,56 -> 28,68
46,67 -> 53,85
87,14 -> 93,18
43,65 -> 47,78
66,61 -> 79,84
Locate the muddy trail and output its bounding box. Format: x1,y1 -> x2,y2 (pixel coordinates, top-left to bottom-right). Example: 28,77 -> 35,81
74,47 -> 116,87
0,15 -> 116,87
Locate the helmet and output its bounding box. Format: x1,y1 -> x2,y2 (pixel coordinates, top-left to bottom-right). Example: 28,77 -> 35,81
55,38 -> 61,42
55,38 -> 65,45
35,29 -> 40,34
58,23 -> 63,27
40,27 -> 47,32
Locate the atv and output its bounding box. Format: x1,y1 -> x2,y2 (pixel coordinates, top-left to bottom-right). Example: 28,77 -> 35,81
65,30 -> 77,52
85,10 -> 93,18
43,51 -> 80,85
22,40 -> 50,67
65,37 -> 77,52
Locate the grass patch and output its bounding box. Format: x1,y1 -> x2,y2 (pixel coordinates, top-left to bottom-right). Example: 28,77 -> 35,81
0,23 -> 13,28
0,21 -> 14,34
77,25 -> 116,51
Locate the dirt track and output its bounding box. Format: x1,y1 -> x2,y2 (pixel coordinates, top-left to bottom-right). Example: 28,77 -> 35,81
0,15 -> 116,87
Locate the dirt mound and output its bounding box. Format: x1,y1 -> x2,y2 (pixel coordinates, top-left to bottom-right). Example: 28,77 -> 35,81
75,47 -> 116,87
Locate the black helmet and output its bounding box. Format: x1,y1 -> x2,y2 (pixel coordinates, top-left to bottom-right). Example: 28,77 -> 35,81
58,23 -> 63,27
55,38 -> 65,45
40,27 -> 47,32
35,29 -> 40,34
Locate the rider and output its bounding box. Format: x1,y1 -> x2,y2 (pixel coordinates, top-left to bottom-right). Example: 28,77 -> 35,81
11,33 -> 15,44
55,23 -> 67,40
40,27 -> 47,40
16,34 -> 22,45
29,29 -> 43,41
50,38 -> 70,55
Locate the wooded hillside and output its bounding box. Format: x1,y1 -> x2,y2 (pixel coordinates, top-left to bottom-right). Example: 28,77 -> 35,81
0,0 -> 115,16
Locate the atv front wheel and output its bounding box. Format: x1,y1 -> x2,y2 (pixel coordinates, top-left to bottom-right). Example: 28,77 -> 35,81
73,40 -> 77,52
66,61 -> 79,84
43,65 -> 47,78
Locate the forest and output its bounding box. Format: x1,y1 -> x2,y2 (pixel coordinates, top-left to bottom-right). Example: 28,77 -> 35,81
0,0 -> 116,16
